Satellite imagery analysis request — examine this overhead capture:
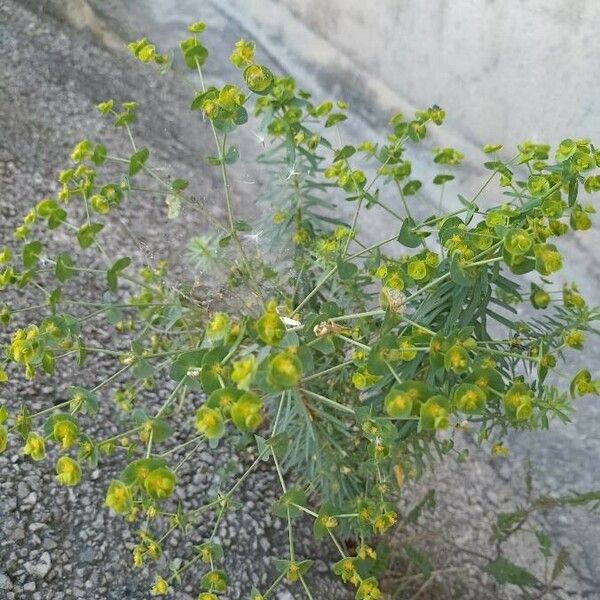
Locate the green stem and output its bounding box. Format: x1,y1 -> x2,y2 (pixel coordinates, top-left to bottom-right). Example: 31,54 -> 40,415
328,529 -> 347,559
386,361 -> 403,385
145,428 -> 153,458
300,388 -> 355,415
161,434 -> 204,457
329,309 -> 384,322
466,256 -> 503,268
91,364 -> 131,392
483,348 -> 541,363
294,234 -> 397,313
263,573 -> 285,598
301,360 -> 354,382
291,503 -> 318,518
195,61 -> 256,289
98,426 -> 142,446
174,437 -> 205,471
155,379 -> 186,418
299,575 -> 315,600
335,334 -> 371,351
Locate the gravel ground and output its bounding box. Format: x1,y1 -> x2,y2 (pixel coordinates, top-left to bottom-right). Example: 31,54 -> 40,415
0,1 -> 598,599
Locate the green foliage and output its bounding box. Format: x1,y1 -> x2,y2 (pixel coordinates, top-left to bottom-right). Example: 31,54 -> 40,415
382,470 -> 600,597
1,20 -> 600,600
486,557 -> 538,587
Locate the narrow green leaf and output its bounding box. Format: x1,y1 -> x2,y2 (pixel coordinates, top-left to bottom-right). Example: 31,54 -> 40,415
76,223 -> 104,249
22,241 -> 42,268
433,174 -> 454,185
91,144 -> 107,166
336,257 -> 358,280
128,147 -> 149,176
398,217 -> 422,248
404,544 -> 433,576
224,146 -> 239,165
171,179 -> 189,191
107,257 -> 132,293
551,547 -> 569,582
485,557 -> 538,587
325,113 -> 347,128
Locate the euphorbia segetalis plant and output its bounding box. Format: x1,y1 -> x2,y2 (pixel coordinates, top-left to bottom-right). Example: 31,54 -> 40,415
1,19 -> 600,599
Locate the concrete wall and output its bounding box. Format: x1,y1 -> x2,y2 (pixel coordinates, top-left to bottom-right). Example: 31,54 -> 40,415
238,0 -> 600,151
